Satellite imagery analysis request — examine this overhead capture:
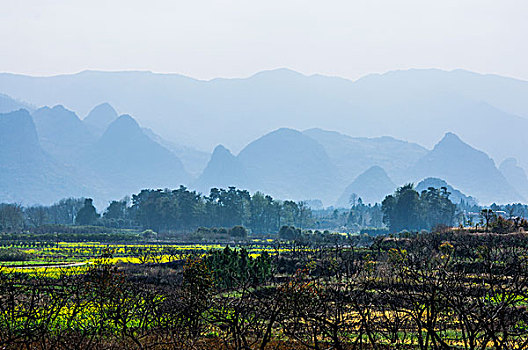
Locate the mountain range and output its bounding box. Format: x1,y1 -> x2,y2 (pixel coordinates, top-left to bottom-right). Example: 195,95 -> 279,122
0,68 -> 527,171
1,68 -> 528,206
336,166 -> 396,207
0,109 -> 90,204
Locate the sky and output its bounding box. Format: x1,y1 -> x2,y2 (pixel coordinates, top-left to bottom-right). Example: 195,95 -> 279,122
1,0 -> 527,81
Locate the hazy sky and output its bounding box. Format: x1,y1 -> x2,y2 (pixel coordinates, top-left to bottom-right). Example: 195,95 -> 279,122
1,0 -> 527,80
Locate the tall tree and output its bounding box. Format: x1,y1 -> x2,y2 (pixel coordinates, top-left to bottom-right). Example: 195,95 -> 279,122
382,184 -> 421,232
75,198 -> 100,225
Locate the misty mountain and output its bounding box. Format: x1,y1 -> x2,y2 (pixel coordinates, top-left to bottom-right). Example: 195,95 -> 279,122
0,93 -> 34,113
304,128 -> 427,183
0,109 -> 90,205
336,166 -> 395,207
1,68 -> 528,170
499,158 -> 528,200
196,128 -> 339,203
237,128 -> 339,203
409,132 -> 522,204
32,105 -> 96,164
84,114 -> 190,199
142,128 -> 210,177
195,145 -> 246,193
82,102 -> 209,176
415,177 -> 478,207
83,102 -> 118,137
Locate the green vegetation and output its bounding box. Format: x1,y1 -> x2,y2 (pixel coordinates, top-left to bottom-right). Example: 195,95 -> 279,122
382,184 -> 456,232
0,229 -> 527,349
1,186 -> 528,349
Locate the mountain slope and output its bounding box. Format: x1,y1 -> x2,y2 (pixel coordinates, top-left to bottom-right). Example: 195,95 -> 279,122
85,114 -> 190,199
195,128 -> 339,202
1,69 -> 528,168
0,93 -> 34,113
142,127 -> 210,177
499,158 -> 528,200
0,109 -> 90,204
304,128 -> 427,183
409,133 -> 522,204
83,102 -> 118,137
236,128 -> 339,202
336,166 -> 395,207
195,145 -> 246,193
32,105 -> 96,164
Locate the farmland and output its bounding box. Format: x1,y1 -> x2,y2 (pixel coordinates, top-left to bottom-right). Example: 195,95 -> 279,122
1,228 -> 528,349
0,240 -> 283,273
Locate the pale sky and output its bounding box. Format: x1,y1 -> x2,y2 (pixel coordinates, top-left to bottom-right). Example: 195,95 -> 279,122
1,0 -> 527,80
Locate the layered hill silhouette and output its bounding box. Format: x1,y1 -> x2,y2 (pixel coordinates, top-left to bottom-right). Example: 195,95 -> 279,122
0,110 -> 90,204
1,97 -> 527,206
336,166 -> 396,207
409,133 -> 523,204
304,128 -> 427,183
142,128 -> 210,177
499,158 -> 528,200
0,104 -> 193,205
0,93 -> 33,113
82,114 -> 190,199
415,178 -> 478,207
32,105 -> 96,164
83,102 -> 118,137
196,145 -> 246,192
197,128 -> 339,202
237,128 -> 338,202
1,68 -> 528,171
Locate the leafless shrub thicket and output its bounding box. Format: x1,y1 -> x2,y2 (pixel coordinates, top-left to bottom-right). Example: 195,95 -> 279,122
1,231 -> 528,349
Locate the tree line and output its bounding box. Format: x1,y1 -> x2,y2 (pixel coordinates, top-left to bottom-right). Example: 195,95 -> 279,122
3,184 -> 528,235
0,186 -> 314,234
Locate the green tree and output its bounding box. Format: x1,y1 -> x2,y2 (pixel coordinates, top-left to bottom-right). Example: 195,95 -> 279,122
382,184 -> 421,232
420,187 -> 456,230
75,198 -> 100,225
103,199 -> 128,220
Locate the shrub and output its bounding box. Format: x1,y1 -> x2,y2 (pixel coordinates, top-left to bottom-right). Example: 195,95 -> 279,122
0,248 -> 31,261
228,225 -> 248,238
278,226 -> 301,240
141,229 -> 158,239
492,216 -> 515,234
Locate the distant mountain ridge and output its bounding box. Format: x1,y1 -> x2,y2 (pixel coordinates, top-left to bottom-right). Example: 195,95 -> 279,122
303,128 -> 427,183
0,96 -> 527,205
336,166 -> 396,207
500,158 -> 528,200
1,68 -> 528,170
0,109 -> 91,205
196,145 -> 246,192
197,128 -> 339,202
142,127 -> 210,177
32,105 -> 96,164
0,104 -> 194,205
409,132 -> 522,204
0,93 -> 34,113
82,114 -> 190,200
83,102 -> 118,136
